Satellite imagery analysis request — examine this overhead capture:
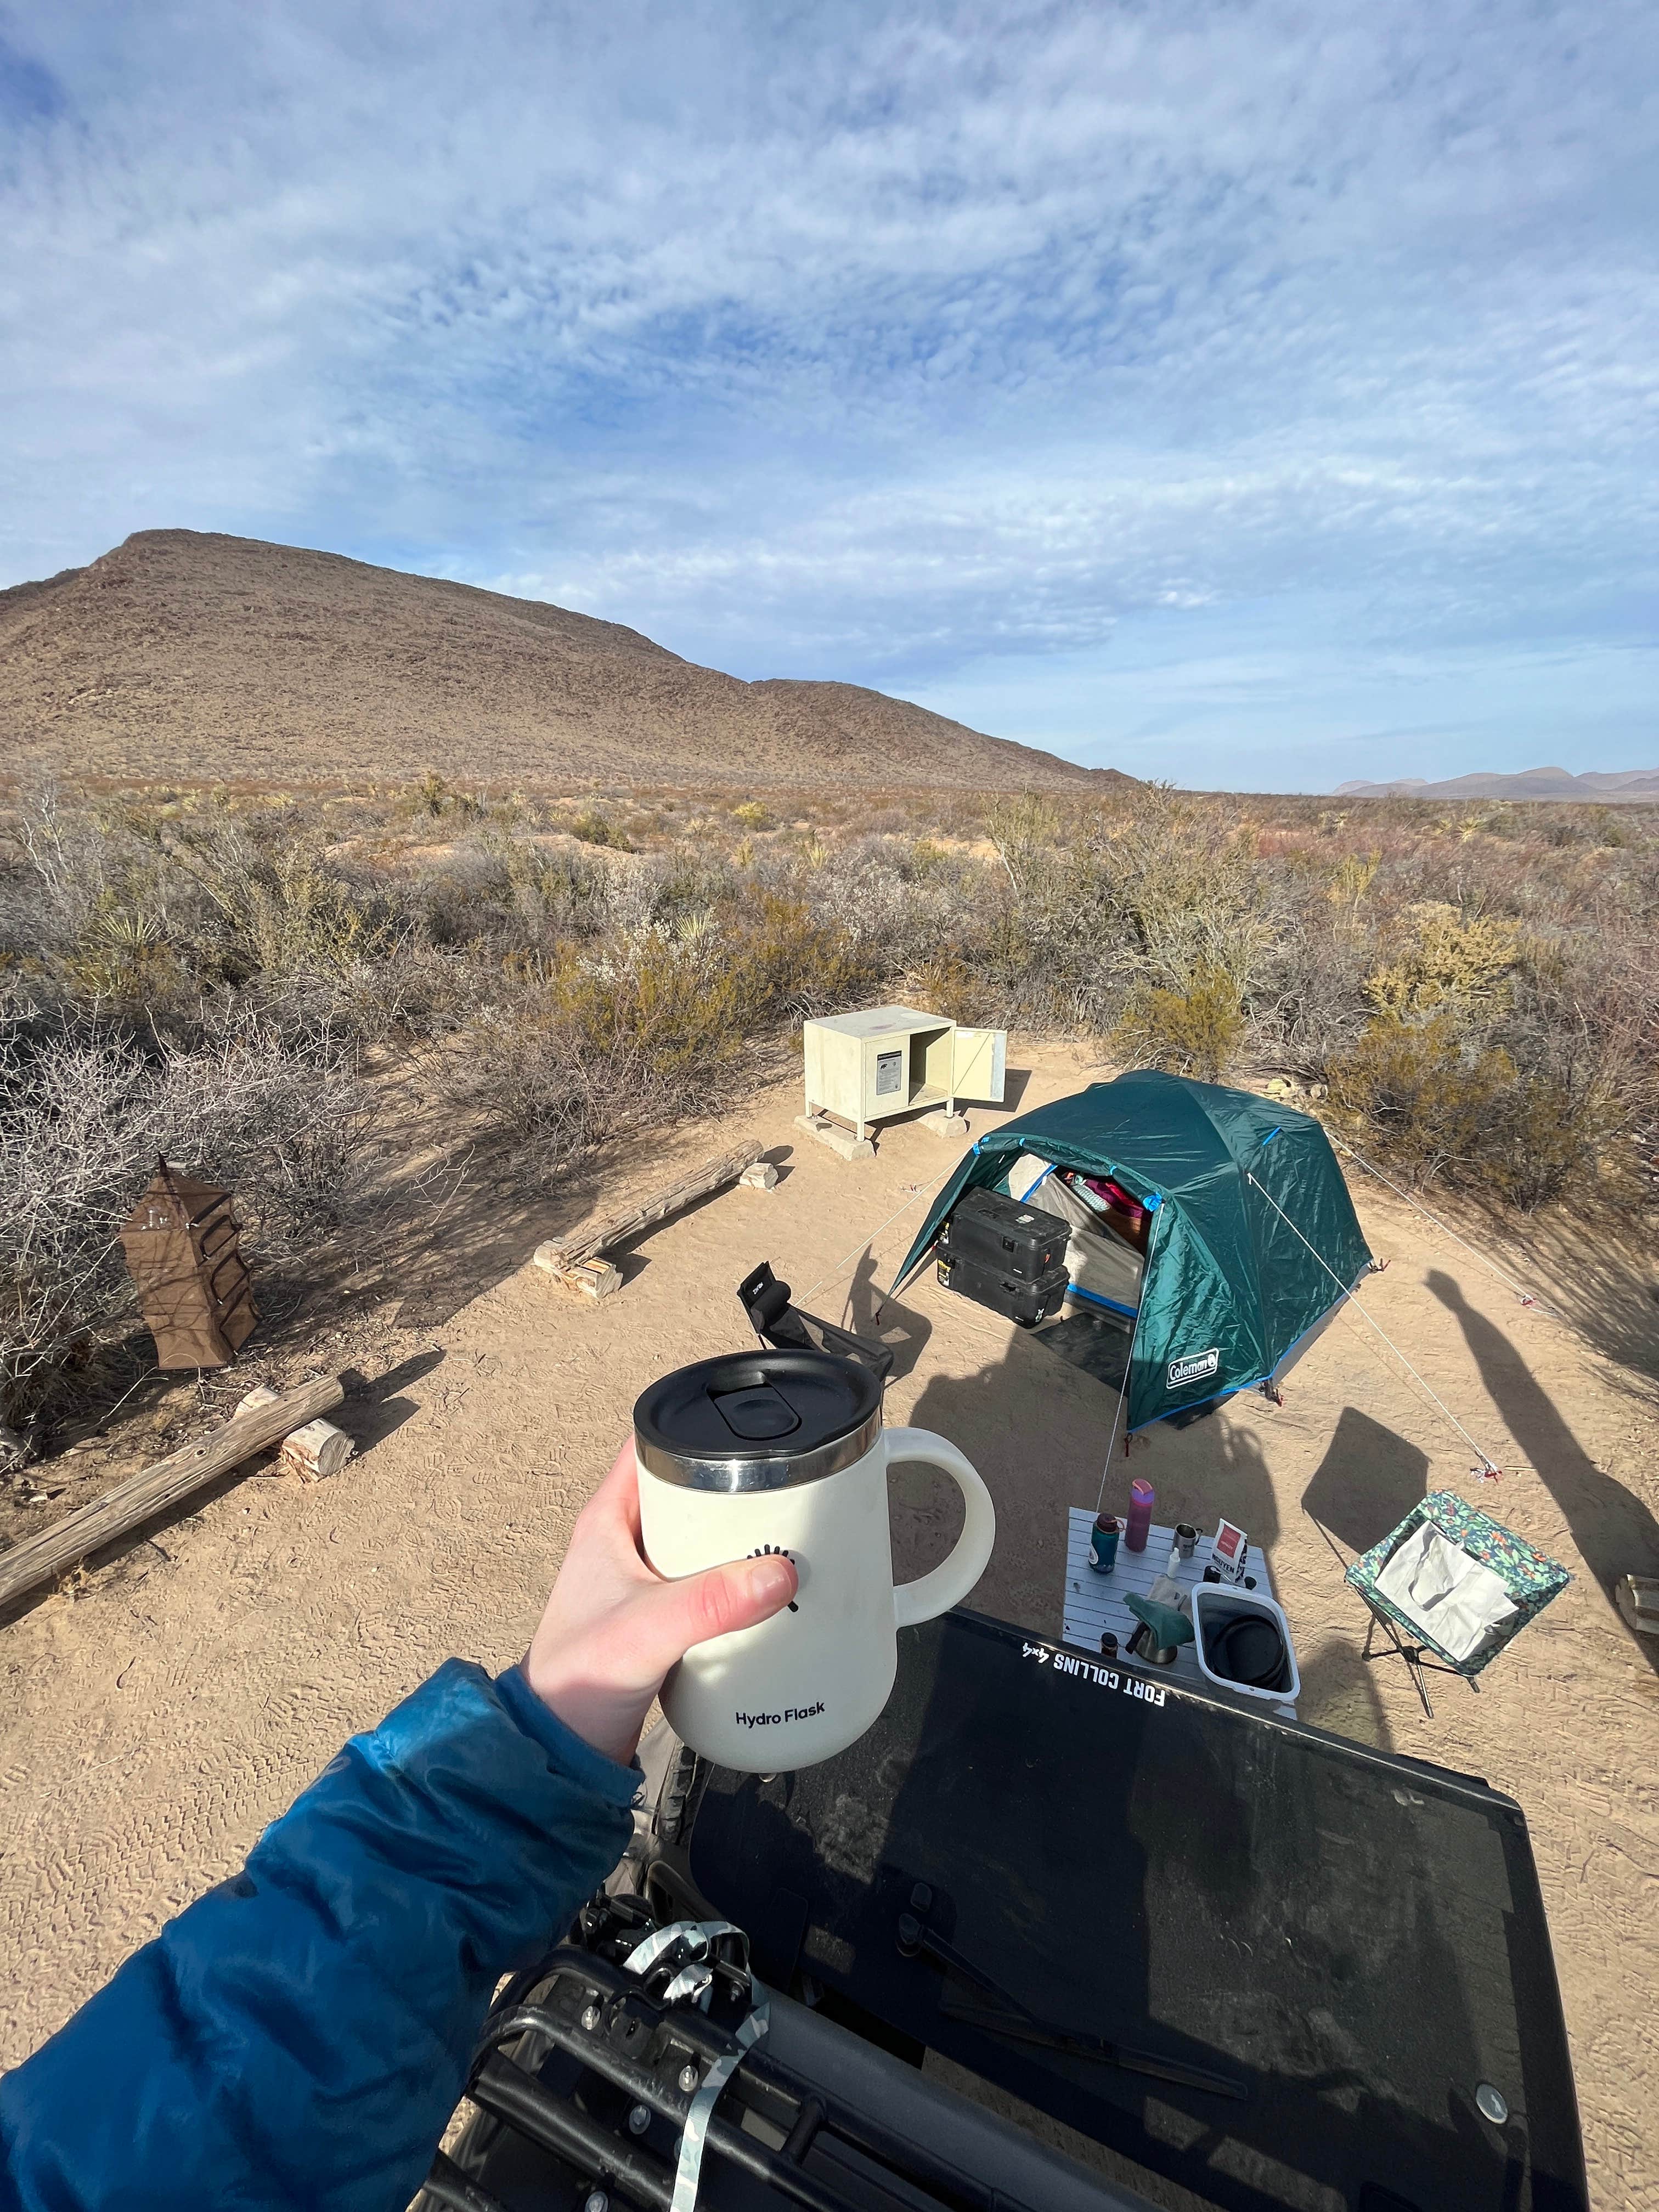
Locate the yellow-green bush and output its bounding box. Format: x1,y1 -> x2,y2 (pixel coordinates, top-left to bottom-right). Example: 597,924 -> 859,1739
1363,902 -> 1521,1022
1327,1016 -> 1516,1181
569,809 -> 633,851
1325,1014 -> 1615,1206
549,894 -> 877,1105
1110,969 -> 1244,1082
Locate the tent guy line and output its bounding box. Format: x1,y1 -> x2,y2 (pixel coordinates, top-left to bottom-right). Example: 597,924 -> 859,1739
1330,1137 -> 1565,1325
1244,1170 -> 1500,1475
793,1164 -> 961,1316
1093,1295 -> 1147,1518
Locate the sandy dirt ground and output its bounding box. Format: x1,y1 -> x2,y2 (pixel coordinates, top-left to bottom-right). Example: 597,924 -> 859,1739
3,1044 -> 1656,2207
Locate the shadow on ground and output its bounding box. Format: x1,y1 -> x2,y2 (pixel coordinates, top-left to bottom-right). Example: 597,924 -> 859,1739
844,1250 -> 933,1381
1485,1203 -> 1659,1400
1428,1268 -> 1659,1675
1303,1406 -> 1430,1553
0,1350 -> 444,1631
1289,1406 -> 1432,1752
889,1322 -> 1284,1641
336,1350 -> 446,1452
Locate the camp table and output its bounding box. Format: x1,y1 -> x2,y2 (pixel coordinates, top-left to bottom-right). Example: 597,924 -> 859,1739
675,1607 -> 1588,2212
1062,1510 -> 1295,1714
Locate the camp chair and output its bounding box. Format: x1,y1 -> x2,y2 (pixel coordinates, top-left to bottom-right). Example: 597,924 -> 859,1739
1345,1491 -> 1570,1718
736,1262 -> 894,1386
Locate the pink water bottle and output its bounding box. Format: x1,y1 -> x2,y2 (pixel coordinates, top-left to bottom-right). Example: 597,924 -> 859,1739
1124,1476 -> 1155,1554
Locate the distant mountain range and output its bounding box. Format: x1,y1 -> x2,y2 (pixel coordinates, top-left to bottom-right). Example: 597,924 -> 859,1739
0,530 -> 1118,793
1335,766 -> 1659,804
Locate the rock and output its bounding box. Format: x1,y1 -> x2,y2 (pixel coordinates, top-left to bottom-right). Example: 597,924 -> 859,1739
795,1113 -> 875,1161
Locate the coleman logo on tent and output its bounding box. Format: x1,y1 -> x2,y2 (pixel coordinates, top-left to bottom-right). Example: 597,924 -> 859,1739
1167,1348 -> 1220,1390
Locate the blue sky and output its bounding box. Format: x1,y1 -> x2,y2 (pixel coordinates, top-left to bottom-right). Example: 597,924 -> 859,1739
3,2 -> 1655,791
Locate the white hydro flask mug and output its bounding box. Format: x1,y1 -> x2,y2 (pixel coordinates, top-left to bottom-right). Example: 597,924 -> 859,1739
634,1349 -> 996,1770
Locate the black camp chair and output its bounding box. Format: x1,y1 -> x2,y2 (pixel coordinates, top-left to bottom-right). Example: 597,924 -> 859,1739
736,1262 -> 894,1386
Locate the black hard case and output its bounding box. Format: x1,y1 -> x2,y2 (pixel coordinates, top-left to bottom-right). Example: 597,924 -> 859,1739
937,1250 -> 1069,1326
939,1185 -> 1069,1281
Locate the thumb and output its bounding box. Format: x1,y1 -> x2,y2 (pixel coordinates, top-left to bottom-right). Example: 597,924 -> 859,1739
640,1551 -> 798,1673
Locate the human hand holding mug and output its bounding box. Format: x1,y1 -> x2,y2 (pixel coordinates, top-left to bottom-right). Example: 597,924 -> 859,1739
633,1351 -> 996,1769
523,1436 -> 799,1766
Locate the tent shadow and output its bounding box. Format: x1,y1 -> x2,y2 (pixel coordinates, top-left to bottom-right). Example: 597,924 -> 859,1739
1427,1268 -> 1659,1676
894,1324 -> 1283,1640
845,1250 -> 932,1381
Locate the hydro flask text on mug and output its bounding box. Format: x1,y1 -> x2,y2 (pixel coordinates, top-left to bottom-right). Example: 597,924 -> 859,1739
633,1350 -> 996,1770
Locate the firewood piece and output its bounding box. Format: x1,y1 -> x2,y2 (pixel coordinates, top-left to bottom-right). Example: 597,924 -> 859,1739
278,1418 -> 354,1483
532,1250 -> 623,1300
539,1139 -> 766,1272
0,1376 -> 345,1612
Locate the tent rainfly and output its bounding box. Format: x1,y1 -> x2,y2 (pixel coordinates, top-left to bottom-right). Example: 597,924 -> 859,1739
891,1070 -> 1374,1433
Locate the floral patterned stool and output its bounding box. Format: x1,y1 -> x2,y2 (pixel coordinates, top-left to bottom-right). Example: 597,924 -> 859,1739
1345,1491 -> 1571,1718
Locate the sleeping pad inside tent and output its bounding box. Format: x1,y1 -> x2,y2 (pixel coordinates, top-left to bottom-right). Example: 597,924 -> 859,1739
892,1069 -> 1374,1432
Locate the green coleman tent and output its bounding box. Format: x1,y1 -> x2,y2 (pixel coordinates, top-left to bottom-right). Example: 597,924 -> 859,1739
891,1069 -> 1374,1432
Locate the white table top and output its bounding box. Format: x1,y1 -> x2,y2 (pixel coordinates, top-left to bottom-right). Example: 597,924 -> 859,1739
1062,1509 -> 1294,1712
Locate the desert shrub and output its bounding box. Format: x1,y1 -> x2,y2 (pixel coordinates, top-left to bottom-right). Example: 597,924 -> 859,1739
900,950 -> 996,1025
153,821 -> 405,981
395,770 -> 486,825
7,780 -> 1654,1254
439,1000 -> 633,1158
0,1013 -> 376,1446
554,894 -> 877,1097
1255,909 -> 1375,1069
1324,1014 -> 1614,1207
1326,1017 -> 1516,1185
795,835 -> 987,983
1362,902 -> 1521,1021
443,893 -> 878,1158
1110,969 -> 1245,1082
963,786 -> 1288,1036
413,835 -> 611,956
569,809 -> 633,851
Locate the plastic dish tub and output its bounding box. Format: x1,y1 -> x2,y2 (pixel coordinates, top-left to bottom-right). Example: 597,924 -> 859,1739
1191,1585 -> 1301,1709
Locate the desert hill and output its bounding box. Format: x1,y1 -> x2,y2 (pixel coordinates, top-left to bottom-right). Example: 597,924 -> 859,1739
1336,765 -> 1659,803
0,531 -> 1108,793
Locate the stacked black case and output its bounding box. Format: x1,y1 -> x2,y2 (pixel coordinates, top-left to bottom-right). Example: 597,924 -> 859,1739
939,1186 -> 1068,1277
936,1186 -> 1070,1325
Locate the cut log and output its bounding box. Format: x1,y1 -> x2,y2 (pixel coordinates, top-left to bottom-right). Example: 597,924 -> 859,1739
0,1375 -> 345,1612
278,1418 -> 355,1483
544,1256 -> 623,1301
1617,1574 -> 1659,1638
234,1385 -> 348,1479
536,1138 -> 766,1277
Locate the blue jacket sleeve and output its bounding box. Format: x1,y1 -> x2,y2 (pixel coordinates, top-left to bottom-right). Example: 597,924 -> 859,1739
0,1659 -> 639,2212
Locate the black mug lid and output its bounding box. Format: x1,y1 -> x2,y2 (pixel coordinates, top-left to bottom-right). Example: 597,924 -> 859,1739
634,1349 -> 882,1492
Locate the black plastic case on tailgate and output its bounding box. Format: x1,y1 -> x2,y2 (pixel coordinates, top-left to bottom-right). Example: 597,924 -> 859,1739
939,1186 -> 1068,1280
937,1251 -> 1069,1327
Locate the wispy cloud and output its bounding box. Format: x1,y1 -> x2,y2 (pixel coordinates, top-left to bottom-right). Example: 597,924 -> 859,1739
3,1 -> 1656,785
